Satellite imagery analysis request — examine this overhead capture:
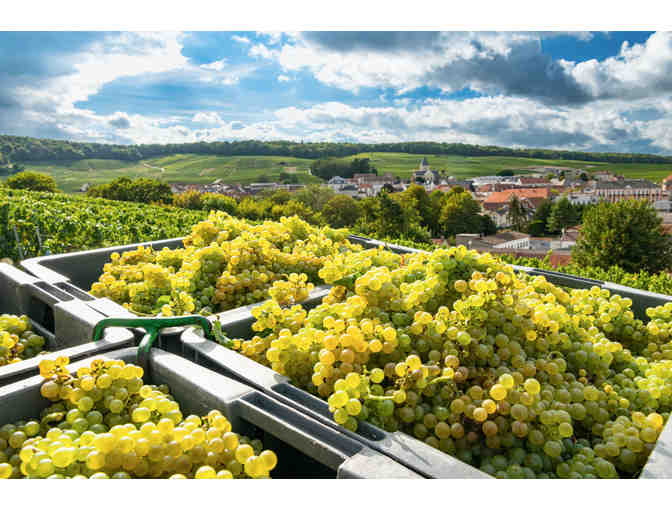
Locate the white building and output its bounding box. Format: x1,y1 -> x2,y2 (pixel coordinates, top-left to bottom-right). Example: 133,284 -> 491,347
561,193 -> 600,206
327,176 -> 348,191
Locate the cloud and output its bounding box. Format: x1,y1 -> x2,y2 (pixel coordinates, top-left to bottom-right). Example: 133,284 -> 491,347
108,113 -> 131,129
566,31 -> 672,101
250,31 -> 672,106
201,58 -> 228,71
277,74 -> 291,82
0,32 -> 188,139
192,111 -> 224,125
231,35 -> 251,45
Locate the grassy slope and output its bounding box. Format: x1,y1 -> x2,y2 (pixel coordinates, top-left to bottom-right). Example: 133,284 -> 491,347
20,153 -> 672,193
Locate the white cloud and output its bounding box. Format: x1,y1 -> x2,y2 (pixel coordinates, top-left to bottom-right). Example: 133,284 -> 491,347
277,74 -> 291,82
567,31 -> 672,101
15,32 -> 188,112
192,112 -> 224,125
249,43 -> 278,60
231,35 -> 251,45
201,58 -> 228,72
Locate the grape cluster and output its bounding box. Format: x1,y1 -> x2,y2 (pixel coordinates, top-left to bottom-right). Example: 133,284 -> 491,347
0,314 -> 46,366
0,356 -> 277,479
90,212 -> 361,317
231,245 -> 672,478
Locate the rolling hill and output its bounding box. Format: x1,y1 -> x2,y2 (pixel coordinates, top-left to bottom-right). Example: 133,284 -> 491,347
17,153 -> 672,193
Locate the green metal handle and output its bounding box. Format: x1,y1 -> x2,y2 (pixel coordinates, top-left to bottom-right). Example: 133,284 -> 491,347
92,316 -> 215,370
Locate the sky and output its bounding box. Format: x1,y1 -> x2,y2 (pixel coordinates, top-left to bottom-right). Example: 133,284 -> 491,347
1,30 -> 671,153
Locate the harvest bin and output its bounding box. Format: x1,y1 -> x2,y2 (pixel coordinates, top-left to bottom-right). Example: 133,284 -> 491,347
19,235 -> 374,347
178,262 -> 672,479
0,263 -> 135,386
180,307 -> 487,479
0,347 -> 420,479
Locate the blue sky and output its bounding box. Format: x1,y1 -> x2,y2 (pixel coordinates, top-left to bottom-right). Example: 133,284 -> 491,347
0,31 -> 671,153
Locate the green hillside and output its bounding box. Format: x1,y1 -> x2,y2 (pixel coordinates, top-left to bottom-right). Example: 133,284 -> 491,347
18,153 -> 672,193
23,155 -> 320,193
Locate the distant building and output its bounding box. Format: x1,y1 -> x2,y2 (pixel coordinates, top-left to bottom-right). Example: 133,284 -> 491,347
593,171 -> 619,182
515,177 -> 550,187
455,230 -> 574,267
560,193 -> 600,206
654,200 -> 672,212
662,174 -> 672,193
590,179 -> 663,203
483,188 -> 552,211
327,176 -> 348,191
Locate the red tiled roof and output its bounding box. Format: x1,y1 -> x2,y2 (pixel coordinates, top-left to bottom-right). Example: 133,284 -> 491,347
484,188 -> 551,203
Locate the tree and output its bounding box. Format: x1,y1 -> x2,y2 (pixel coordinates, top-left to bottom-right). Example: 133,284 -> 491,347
321,195 -> 361,228
173,190 -> 203,210
439,190 -> 483,237
507,195 -> 529,232
87,177 -> 172,204
399,184 -> 439,235
5,171 -> 58,192
580,172 -> 589,182
479,214 -> 498,236
201,193 -> 237,214
497,169 -> 514,177
547,195 -> 580,234
294,185 -> 336,212
279,171 -> 299,184
572,199 -> 672,273
527,198 -> 553,236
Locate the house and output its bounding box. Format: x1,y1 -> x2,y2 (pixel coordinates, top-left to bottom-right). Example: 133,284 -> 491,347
515,177 -> 549,187
662,174 -> 672,193
483,188 -> 552,211
593,171 -> 618,182
337,184 -> 359,198
455,231 -> 574,267
327,176 -> 348,191
455,231 -> 531,251
561,193 -> 599,206
654,200 -> 672,212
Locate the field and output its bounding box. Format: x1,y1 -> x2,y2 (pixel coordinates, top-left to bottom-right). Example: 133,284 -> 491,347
20,153 -> 672,193
23,155 -> 321,193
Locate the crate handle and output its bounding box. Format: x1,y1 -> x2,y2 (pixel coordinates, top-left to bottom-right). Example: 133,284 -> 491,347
92,316 -> 216,370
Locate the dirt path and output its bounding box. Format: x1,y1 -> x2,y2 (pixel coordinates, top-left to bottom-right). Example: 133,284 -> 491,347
142,162 -> 165,173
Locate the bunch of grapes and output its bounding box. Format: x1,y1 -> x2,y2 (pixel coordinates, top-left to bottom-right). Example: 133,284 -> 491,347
90,212 -> 362,317
0,356 -> 277,479
0,314 -> 46,366
228,245 -> 672,478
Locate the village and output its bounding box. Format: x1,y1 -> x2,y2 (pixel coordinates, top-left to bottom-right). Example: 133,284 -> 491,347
165,157 -> 672,267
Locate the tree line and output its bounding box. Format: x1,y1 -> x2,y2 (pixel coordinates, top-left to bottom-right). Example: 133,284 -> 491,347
2,134 -> 672,165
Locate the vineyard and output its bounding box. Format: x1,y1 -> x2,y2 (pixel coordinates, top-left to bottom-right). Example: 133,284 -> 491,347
0,188 -> 206,261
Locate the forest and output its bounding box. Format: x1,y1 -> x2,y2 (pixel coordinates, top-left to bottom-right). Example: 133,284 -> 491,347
2,134 -> 672,165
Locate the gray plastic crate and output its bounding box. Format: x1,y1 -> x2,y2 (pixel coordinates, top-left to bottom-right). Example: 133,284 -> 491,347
20,235 -> 363,348
0,263 -> 135,386
0,347 -> 419,479
180,308 -> 487,479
